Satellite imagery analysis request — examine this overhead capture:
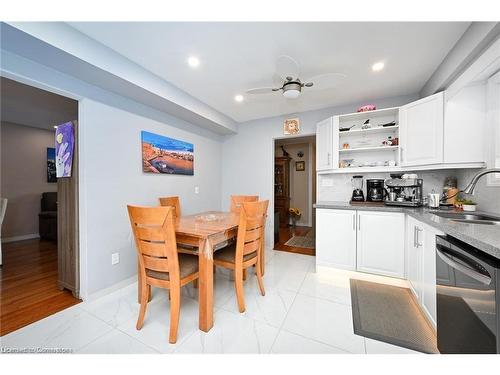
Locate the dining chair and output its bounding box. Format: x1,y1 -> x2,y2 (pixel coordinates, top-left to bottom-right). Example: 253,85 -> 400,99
158,196 -> 181,218
128,205 -> 199,344
214,200 -> 269,313
230,195 -> 259,214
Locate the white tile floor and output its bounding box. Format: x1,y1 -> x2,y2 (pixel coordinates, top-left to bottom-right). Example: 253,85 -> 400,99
1,250 -> 420,354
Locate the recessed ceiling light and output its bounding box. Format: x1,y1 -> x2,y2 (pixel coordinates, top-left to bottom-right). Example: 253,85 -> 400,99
372,61 -> 385,72
234,94 -> 244,102
187,56 -> 200,68
53,125 -> 58,129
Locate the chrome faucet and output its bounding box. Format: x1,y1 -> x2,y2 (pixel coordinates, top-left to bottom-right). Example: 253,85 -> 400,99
462,168 -> 500,194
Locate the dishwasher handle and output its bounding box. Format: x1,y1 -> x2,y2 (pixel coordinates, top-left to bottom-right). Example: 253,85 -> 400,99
436,244 -> 492,286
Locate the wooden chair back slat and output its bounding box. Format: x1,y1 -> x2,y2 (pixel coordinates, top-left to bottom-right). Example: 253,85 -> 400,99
143,254 -> 170,272
235,200 -> 269,261
230,195 -> 258,214
128,205 -> 180,281
136,226 -> 165,243
159,196 -> 181,218
243,240 -> 260,255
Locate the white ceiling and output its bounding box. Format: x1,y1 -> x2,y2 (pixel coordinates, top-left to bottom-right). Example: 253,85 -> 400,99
69,22 -> 469,123
1,77 -> 78,130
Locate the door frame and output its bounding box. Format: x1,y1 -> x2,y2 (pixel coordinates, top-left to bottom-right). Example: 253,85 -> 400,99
271,132 -> 316,237
0,70 -> 88,299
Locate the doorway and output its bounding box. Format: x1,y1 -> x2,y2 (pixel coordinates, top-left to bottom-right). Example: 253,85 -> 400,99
273,135 -> 316,256
0,77 -> 80,336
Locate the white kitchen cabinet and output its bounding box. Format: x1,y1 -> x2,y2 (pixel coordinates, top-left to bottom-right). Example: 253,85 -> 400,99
316,117 -> 338,171
400,92 -> 444,166
444,85 -> 486,164
406,216 -> 443,328
356,211 -> 405,278
422,224 -> 443,328
316,208 -> 356,270
407,216 -> 423,301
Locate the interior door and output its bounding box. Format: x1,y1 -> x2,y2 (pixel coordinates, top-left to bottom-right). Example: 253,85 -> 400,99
400,92 -> 444,166
316,117 -> 333,170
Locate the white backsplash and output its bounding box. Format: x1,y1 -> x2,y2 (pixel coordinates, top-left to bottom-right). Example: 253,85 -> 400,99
318,169 -> 500,214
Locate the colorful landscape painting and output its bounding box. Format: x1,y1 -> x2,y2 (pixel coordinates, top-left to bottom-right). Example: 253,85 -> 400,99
141,131 -> 194,175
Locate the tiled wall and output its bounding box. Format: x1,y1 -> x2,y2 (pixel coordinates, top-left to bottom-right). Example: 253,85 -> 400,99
318,168 -> 500,215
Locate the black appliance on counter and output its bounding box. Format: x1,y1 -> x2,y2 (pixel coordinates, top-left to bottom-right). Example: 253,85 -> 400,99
351,175 -> 365,202
436,235 -> 500,353
366,179 -> 385,202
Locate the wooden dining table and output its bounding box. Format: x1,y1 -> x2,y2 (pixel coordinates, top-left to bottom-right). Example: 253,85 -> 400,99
175,211 -> 239,332
137,210 -> 266,332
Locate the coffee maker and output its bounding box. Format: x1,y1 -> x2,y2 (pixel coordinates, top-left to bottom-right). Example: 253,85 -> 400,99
385,174 -> 423,207
351,175 -> 365,202
366,179 -> 386,202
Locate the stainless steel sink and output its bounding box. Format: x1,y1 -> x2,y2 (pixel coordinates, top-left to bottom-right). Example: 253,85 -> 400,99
432,212 -> 500,225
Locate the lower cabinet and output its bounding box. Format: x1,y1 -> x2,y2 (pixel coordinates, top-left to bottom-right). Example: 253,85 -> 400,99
406,216 -> 443,328
316,208 -> 357,270
316,209 -> 405,277
356,211 -> 405,278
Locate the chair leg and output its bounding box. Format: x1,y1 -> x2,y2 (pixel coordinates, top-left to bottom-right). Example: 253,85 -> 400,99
256,259 -> 266,296
136,281 -> 149,330
243,269 -> 247,281
234,267 -> 245,313
192,279 -> 198,289
169,285 -> 181,344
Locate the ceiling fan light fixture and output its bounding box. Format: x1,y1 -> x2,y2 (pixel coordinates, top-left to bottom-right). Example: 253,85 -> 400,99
282,82 -> 302,99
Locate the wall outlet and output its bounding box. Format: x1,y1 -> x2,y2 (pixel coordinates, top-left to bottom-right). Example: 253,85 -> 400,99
111,252 -> 120,265
194,186 -> 199,194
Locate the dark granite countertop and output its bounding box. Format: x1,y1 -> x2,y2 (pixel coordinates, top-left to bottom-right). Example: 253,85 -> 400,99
314,201 -> 500,261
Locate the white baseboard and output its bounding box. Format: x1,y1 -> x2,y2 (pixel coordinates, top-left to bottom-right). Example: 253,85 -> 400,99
83,275 -> 137,302
1,233 -> 40,243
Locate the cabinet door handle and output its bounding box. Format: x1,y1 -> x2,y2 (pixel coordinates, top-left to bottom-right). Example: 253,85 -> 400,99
327,152 -> 331,166
416,227 -> 423,247
352,213 -> 356,231
413,226 -> 417,248
358,215 -> 361,231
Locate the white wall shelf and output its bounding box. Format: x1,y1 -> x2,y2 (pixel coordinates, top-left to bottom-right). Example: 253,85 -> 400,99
339,145 -> 399,153
339,125 -> 399,136
317,162 -> 486,174
338,107 -> 400,122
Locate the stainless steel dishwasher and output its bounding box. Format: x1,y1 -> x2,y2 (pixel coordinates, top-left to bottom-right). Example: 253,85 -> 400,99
436,235 -> 500,354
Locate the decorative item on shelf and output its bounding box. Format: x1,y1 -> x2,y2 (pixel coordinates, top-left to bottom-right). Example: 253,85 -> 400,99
380,121 -> 397,128
283,118 -> 300,135
361,119 -> 371,130
339,124 -> 356,132
280,145 -> 290,157
342,142 -> 350,149
340,158 -> 354,168
382,136 -> 398,146
297,151 -> 304,158
289,207 -> 302,228
357,104 -> 376,112
295,161 -> 305,171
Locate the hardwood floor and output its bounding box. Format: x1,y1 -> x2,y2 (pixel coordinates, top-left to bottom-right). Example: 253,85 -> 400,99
273,225 -> 315,256
0,239 -> 81,336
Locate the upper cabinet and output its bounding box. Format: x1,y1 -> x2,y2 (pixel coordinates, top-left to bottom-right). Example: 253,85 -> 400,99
400,92 -> 444,167
316,117 -> 338,171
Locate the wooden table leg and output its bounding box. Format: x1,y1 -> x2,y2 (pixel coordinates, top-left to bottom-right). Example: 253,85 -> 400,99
198,238 -> 214,332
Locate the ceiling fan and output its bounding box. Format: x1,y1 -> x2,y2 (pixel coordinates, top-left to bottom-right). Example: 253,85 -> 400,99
246,55 -> 347,99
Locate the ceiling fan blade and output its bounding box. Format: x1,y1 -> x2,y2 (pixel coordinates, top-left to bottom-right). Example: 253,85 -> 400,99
304,73 -> 347,90
245,87 -> 279,95
276,55 -> 300,81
